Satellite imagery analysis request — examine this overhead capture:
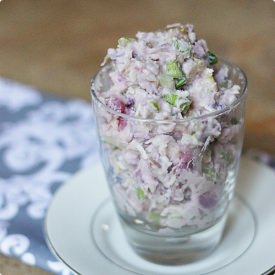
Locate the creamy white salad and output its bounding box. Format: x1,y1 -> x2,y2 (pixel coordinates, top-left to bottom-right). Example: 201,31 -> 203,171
93,23 -> 243,232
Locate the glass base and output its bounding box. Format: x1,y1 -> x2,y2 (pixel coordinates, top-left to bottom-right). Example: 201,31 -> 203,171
121,216 -> 226,265
91,196 -> 256,274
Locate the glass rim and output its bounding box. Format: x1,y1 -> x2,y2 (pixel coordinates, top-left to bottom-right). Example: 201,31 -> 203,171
90,59 -> 248,123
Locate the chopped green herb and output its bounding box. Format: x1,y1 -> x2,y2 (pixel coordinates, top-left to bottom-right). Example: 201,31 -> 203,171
151,101 -> 160,111
163,94 -> 178,106
136,187 -> 145,200
220,80 -> 229,88
180,102 -> 191,113
166,61 -> 184,79
159,75 -> 175,89
173,39 -> 191,57
202,167 -> 215,177
221,151 -> 231,162
175,78 -> 186,89
147,212 -> 161,222
230,117 -> 239,125
118,37 -> 130,47
208,51 -> 218,65
173,40 -> 181,51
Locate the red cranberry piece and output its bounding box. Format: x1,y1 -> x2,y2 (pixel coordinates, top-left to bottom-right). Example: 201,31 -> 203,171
106,97 -> 126,113
117,117 -> 127,131
177,151 -> 194,171
199,190 -> 218,209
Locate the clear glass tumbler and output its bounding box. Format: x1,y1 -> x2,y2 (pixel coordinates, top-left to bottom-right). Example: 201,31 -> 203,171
91,61 -> 247,265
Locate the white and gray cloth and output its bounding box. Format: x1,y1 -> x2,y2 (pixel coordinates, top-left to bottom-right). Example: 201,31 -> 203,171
0,78 -> 99,274
0,77 -> 274,274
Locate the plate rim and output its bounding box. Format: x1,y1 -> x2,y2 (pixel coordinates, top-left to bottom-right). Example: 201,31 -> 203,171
44,157 -> 275,274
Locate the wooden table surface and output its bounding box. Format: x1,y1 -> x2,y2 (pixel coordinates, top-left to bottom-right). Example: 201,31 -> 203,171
0,0 -> 274,274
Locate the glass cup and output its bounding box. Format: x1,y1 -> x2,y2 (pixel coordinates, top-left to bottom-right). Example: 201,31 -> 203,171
91,60 -> 247,265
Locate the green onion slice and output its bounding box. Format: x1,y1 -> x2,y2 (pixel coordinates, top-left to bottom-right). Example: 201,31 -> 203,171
208,51 -> 218,65
163,94 -> 178,106
118,37 -> 130,47
166,61 -> 184,79
147,212 -> 161,222
175,78 -> 186,89
136,187 -> 145,200
180,102 -> 191,113
151,101 -> 160,111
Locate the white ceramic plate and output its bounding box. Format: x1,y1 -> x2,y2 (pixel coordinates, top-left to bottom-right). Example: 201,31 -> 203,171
45,157 -> 275,275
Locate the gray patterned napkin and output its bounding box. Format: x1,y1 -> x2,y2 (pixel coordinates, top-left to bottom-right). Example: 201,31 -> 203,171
0,78 -> 99,274
0,77 -> 274,274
